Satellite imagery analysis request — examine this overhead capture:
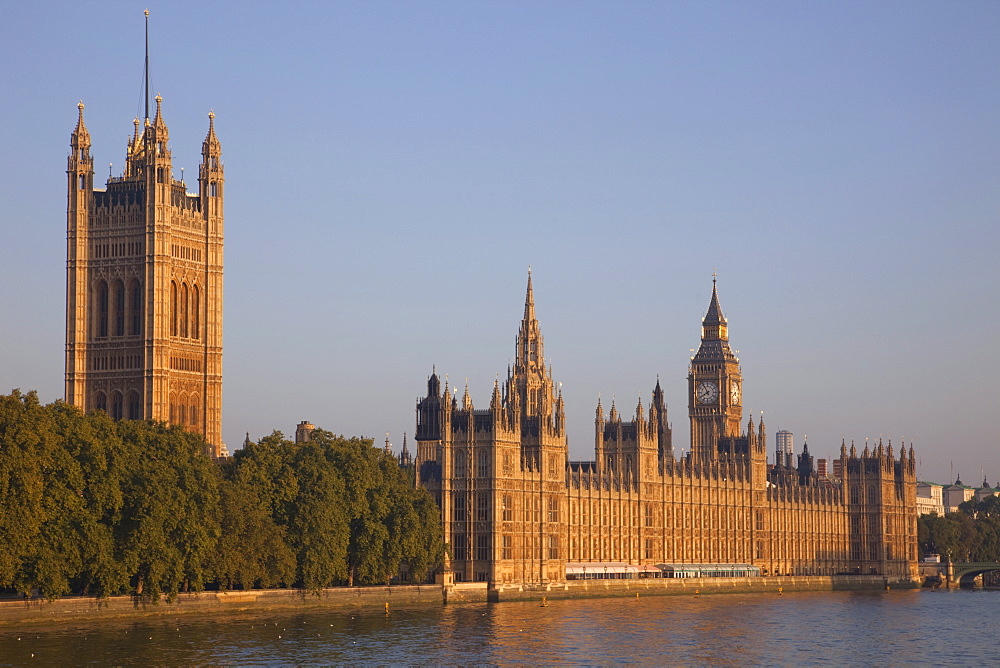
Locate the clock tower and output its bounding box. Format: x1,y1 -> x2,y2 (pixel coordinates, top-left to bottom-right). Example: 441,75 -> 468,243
688,278 -> 743,460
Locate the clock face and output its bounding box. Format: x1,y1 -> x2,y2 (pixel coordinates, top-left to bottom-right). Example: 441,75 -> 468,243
730,380 -> 741,405
697,381 -> 719,404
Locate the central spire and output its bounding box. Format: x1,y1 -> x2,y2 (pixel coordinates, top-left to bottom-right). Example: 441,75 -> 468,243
703,276 -> 727,327
693,276 -> 736,361
517,268 -> 543,367
524,266 -> 535,322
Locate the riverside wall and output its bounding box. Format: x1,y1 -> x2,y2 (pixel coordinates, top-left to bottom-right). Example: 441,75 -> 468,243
488,574 -> 918,602
0,576 -> 917,626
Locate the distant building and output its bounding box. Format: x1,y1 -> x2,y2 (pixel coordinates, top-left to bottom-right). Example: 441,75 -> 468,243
776,430 -> 794,468
295,421 -> 316,444
916,481 -> 945,516
943,477 -> 975,513
817,458 -> 828,478
975,477 -> 1000,504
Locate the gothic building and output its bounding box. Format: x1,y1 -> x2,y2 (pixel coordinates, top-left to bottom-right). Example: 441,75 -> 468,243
415,274 -> 918,584
65,96 -> 224,455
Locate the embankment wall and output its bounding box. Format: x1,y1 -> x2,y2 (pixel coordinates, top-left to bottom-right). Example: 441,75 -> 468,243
0,576 -> 916,627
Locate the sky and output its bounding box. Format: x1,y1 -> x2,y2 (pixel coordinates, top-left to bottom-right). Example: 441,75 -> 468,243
1,1 -> 998,484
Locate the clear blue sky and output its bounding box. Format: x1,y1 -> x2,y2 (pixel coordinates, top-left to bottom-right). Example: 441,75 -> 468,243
1,1 -> 997,484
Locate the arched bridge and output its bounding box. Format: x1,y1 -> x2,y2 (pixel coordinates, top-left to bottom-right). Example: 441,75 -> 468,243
922,561 -> 1000,588
951,562 -> 1000,587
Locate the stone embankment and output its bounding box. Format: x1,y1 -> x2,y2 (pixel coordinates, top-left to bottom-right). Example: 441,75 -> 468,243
0,576 -> 917,626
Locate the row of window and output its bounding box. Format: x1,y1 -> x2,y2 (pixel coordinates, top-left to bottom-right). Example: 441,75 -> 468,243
170,280 -> 201,339
91,354 -> 142,371
95,279 -> 142,338
94,390 -> 141,421
451,534 -> 561,561
170,243 -> 202,262
169,401 -> 200,427
453,494 -> 560,523
93,240 -> 144,258
451,451 -> 561,478
170,356 -> 204,373
92,391 -> 201,429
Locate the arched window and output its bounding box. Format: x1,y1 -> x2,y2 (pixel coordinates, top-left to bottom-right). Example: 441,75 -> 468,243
127,391 -> 141,420
189,400 -> 198,427
178,403 -> 187,425
114,281 -> 125,336
111,392 -> 123,421
96,281 -> 109,338
191,284 -> 200,340
180,283 -> 189,338
79,174 -> 86,189
210,181 -> 218,197
94,391 -> 107,414
169,399 -> 176,423
170,281 -> 178,336
130,280 -> 143,336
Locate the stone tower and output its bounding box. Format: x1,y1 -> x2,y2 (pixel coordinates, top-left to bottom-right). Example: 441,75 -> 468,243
688,279 -> 742,460
65,97 -> 224,456
415,272 -> 568,583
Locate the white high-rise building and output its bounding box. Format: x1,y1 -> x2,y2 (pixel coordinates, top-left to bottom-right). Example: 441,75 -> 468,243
776,429 -> 794,467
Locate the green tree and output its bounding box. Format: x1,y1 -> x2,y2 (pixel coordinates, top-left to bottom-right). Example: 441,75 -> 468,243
115,420 -> 221,601
214,477 -> 295,589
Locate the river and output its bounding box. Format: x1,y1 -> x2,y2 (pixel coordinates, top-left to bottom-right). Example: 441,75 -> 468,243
0,589 -> 993,665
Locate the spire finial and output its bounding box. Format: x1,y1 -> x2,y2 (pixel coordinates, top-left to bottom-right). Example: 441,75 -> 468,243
144,10 -> 151,122
523,268 -> 536,321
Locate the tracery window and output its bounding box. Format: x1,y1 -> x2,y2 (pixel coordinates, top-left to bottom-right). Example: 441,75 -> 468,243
170,281 -> 178,336
127,391 -> 141,420
191,284 -> 200,339
97,281 -> 109,338
114,281 -> 125,336
130,280 -> 143,336
180,283 -> 189,338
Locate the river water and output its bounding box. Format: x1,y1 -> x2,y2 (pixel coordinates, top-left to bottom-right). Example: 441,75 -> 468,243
0,589 -> 993,665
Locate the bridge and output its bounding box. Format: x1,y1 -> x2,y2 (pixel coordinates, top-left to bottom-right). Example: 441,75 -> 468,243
919,561 -> 1000,588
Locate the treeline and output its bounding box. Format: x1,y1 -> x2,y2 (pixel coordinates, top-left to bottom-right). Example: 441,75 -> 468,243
0,390 -> 442,600
918,496 -> 1000,562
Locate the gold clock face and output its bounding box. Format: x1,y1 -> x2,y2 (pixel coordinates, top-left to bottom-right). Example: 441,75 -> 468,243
731,380 -> 741,405
697,381 -> 719,404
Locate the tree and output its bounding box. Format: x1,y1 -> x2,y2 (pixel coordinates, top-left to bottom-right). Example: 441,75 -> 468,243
214,477 -> 295,589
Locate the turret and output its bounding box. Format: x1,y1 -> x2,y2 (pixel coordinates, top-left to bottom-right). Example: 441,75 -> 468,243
145,95 -> 172,199
200,110 -> 224,222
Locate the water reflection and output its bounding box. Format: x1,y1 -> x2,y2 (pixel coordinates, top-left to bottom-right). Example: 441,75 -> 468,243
0,589 -> 995,665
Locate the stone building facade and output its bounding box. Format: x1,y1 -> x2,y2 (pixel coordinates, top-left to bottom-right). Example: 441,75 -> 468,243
415,274 -> 918,584
65,97 -> 224,455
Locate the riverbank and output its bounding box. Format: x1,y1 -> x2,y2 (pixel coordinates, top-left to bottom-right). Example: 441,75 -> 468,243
0,575 -> 918,626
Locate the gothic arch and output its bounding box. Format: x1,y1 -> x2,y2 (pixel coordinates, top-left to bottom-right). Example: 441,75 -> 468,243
129,278 -> 143,336
191,284 -> 200,340
177,392 -> 188,426
110,391 -> 124,421
94,391 -> 107,414
114,280 -> 125,336
180,283 -> 189,338
126,390 -> 141,420
189,394 -> 199,427
96,280 -> 109,338
170,281 -> 178,336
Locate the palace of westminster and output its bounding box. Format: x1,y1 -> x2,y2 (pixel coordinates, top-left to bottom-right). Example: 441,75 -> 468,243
64,81 -> 918,586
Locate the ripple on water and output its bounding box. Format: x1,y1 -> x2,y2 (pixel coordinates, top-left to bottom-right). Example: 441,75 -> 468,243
0,589 -> 995,665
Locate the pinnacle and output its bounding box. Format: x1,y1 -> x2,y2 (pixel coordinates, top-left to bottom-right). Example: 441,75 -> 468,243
703,278 -> 727,326
523,269 -> 535,322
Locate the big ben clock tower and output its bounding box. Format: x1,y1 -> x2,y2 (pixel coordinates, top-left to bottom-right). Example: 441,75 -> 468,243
688,278 -> 743,460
